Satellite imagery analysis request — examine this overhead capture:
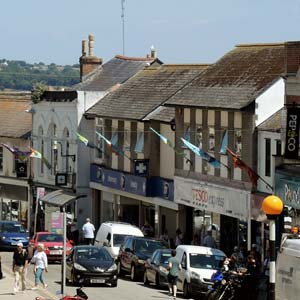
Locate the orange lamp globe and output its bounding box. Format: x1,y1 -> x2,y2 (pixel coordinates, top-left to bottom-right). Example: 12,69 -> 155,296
262,195 -> 283,215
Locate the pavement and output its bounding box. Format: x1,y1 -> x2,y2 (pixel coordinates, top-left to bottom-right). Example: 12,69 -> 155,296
0,256 -> 59,300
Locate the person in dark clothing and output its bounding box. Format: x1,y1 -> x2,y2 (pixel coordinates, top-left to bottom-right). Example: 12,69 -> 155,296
0,254 -> 4,279
12,242 -> 28,293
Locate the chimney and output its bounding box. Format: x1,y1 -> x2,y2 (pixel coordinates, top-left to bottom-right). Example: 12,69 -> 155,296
80,34 -> 102,81
150,45 -> 157,59
285,41 -> 300,75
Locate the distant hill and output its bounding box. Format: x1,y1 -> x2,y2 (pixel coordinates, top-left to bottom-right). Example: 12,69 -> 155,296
0,59 -> 80,91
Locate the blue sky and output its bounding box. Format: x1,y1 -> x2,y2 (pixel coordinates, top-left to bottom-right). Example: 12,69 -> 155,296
2,0 -> 300,65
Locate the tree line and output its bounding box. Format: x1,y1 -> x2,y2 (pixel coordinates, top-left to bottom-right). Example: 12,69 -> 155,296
0,59 -> 80,91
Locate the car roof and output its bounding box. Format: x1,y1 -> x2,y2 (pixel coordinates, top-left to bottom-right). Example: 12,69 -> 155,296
0,221 -> 20,224
176,245 -> 226,256
36,231 -> 54,234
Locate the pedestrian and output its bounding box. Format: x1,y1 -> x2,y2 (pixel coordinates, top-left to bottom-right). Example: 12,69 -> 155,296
82,218 -> 95,245
191,233 -> 199,245
141,220 -> 154,237
203,230 -> 217,248
12,242 -> 28,294
232,245 -> 245,267
167,249 -> 182,300
175,228 -> 183,246
160,229 -> 170,246
31,243 -> 48,290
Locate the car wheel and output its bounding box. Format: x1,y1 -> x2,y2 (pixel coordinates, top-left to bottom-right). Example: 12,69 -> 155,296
111,280 -> 118,288
183,281 -> 190,299
117,261 -> 124,276
130,264 -> 137,281
143,271 -> 149,286
155,273 -> 161,288
71,271 -> 77,286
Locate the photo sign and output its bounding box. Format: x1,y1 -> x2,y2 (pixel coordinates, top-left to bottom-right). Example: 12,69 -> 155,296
285,107 -> 300,159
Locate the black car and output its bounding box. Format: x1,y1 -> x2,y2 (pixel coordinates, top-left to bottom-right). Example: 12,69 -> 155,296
66,245 -> 118,287
117,236 -> 168,281
144,249 -> 172,288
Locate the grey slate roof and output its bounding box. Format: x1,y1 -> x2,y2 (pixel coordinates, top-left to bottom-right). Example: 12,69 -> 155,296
257,108 -> 283,132
74,55 -> 158,91
143,106 -> 175,123
165,43 -> 286,109
86,64 -> 209,120
0,91 -> 32,138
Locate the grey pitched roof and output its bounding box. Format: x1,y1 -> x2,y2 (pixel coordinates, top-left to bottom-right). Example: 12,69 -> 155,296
0,91 -> 32,138
143,106 -> 175,123
165,43 -> 286,109
257,108 -> 283,132
86,64 -> 209,120
74,55 -> 158,91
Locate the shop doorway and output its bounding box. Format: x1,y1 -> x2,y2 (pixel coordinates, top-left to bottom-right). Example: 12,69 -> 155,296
122,205 -> 139,227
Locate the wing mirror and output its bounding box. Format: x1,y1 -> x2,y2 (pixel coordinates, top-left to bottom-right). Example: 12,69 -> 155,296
103,239 -> 111,247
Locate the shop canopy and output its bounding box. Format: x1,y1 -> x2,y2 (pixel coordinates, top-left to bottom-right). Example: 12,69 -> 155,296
39,189 -> 86,207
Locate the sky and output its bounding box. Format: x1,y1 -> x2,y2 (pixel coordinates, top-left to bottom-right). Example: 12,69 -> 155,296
1,0 -> 300,66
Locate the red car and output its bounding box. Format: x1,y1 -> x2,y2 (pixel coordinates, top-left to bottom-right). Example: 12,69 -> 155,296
28,231 -> 73,261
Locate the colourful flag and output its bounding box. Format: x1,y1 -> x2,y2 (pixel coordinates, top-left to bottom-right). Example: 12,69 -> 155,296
181,138 -> 221,168
76,132 -> 89,147
95,131 -> 133,162
150,127 -> 192,164
220,130 -> 228,154
226,147 -> 259,186
1,143 -> 31,161
30,147 -> 42,159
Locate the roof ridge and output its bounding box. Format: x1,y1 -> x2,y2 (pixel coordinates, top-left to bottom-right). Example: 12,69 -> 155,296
236,42 -> 284,48
114,54 -> 154,61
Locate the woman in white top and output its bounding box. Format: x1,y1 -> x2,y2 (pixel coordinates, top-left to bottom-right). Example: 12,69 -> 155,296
31,243 -> 48,289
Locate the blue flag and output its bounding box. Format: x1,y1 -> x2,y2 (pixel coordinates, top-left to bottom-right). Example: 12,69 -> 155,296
181,138 -> 221,168
220,130 -> 228,154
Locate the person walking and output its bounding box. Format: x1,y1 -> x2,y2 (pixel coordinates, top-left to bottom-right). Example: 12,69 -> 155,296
175,228 -> 183,246
31,243 -> 48,290
82,218 -> 95,245
12,242 -> 28,294
167,250 -> 182,300
203,230 -> 217,248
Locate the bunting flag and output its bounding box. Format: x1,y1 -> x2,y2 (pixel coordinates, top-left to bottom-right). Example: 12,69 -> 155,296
76,132 -> 89,147
95,131 -> 133,162
226,147 -> 260,186
220,130 -> 228,154
149,127 -> 192,164
29,147 -> 52,170
1,143 -> 32,161
181,138 -> 222,168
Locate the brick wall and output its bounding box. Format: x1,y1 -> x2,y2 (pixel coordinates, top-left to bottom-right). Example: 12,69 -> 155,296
285,41 -> 300,75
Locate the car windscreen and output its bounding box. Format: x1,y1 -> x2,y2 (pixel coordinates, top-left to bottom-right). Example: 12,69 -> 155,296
76,247 -> 113,262
160,252 -> 172,264
0,223 -> 26,233
135,239 -> 167,253
37,234 -> 63,242
189,253 -> 225,269
113,234 -> 133,247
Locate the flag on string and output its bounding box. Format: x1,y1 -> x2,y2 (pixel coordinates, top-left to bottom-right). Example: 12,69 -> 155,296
95,131 -> 133,161
181,138 -> 222,168
220,130 -> 228,154
226,147 -> 259,186
1,143 -> 32,161
76,132 -> 89,147
149,127 -> 192,164
29,147 -> 52,169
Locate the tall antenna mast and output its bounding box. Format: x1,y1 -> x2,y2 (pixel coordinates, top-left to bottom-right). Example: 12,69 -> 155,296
121,0 -> 125,55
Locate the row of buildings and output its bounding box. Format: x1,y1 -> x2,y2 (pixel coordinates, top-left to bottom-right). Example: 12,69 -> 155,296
1,35 -> 300,256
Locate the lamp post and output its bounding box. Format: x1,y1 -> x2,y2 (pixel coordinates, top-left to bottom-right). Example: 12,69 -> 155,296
262,195 -> 283,300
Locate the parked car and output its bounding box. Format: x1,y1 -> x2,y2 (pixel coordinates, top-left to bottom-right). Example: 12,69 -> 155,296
117,236 -> 169,281
94,221 -> 144,259
144,249 -> 172,287
66,245 -> 118,287
0,221 -> 29,250
28,231 -> 73,261
175,245 -> 226,298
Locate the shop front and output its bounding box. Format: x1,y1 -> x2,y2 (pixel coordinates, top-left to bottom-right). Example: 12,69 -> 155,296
174,176 -> 251,255
90,164 -> 178,240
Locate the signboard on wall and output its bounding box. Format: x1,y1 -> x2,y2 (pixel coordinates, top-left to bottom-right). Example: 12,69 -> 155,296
174,176 -> 249,220
285,107 -> 300,159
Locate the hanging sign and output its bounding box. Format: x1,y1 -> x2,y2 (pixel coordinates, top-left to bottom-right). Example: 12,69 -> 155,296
285,107 -> 300,159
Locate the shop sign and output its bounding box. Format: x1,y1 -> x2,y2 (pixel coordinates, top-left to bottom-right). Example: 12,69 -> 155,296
284,107 -> 300,159
149,177 -> 174,201
275,172 -> 300,210
90,164 -> 149,196
174,176 -> 249,219
51,211 -> 63,234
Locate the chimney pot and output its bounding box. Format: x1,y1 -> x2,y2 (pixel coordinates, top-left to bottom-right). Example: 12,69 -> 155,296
150,45 -> 157,58
82,40 -> 88,56
89,34 -> 95,56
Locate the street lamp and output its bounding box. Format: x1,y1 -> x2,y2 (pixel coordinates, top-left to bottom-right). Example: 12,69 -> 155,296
262,195 -> 283,300
53,140 -> 76,162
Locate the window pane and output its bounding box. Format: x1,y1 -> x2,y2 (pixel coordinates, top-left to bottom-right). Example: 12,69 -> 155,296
235,129 -> 242,156
196,126 -> 202,148
265,138 -> 271,177
124,129 -> 131,151
182,125 -> 190,148
208,127 -> 215,151
111,131 -> 118,147
134,132 -> 144,153
0,147 -> 3,171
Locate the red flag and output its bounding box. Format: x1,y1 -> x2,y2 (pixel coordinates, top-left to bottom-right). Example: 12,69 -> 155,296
227,147 -> 259,186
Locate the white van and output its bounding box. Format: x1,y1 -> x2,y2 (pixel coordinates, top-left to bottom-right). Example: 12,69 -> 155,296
175,245 -> 226,298
276,234 -> 300,300
94,222 -> 144,258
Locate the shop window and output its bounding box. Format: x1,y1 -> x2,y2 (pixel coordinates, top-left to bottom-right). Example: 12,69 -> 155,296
276,140 -> 282,156
182,125 -> 190,148
208,127 -> 215,152
196,125 -> 202,149
123,129 -> 131,151
265,138 -> 271,177
0,146 -> 3,171
234,129 -> 242,156
135,131 -> 144,153
95,118 -> 105,159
